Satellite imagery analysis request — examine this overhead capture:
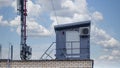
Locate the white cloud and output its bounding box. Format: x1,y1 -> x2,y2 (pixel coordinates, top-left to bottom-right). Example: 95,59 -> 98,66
91,25 -> 120,48
27,0 -> 42,17
91,24 -> 120,62
99,49 -> 120,62
99,55 -> 118,61
92,11 -> 103,22
36,0 -> 90,21
91,25 -> 120,62
26,18 -> 51,36
61,0 -> 88,14
9,16 -> 51,36
99,55 -> 112,60
112,50 -> 120,56
9,16 -> 20,27
0,16 -> 9,26
61,0 -> 76,11
73,13 -> 91,22
49,0 -> 90,26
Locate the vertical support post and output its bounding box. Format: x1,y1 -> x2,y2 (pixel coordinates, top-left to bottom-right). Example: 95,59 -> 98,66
11,45 -> 13,60
0,44 -> 2,59
71,42 -> 72,58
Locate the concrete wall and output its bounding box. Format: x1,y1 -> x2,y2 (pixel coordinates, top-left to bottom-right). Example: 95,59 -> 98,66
0,60 -> 93,68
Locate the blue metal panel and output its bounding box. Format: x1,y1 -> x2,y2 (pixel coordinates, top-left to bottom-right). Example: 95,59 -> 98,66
80,32 -> 90,59
56,31 -> 66,60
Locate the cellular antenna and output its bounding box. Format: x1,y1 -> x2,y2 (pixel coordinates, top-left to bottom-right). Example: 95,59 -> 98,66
17,0 -> 32,60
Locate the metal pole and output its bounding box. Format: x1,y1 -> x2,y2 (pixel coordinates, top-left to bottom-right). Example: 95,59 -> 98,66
11,45 -> 13,60
0,44 -> 2,59
7,44 -> 11,68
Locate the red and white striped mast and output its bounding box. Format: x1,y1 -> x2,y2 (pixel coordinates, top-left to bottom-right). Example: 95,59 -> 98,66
17,0 -> 32,60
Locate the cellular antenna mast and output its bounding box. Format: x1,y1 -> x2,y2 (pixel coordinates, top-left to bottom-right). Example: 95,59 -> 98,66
17,0 -> 32,60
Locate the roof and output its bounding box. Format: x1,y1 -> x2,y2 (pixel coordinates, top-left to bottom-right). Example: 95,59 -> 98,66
54,21 -> 91,30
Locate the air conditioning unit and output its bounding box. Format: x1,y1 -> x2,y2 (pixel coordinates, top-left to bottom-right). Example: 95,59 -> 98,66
80,27 -> 90,36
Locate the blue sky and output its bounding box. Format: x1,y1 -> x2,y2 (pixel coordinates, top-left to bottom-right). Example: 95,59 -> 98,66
0,0 -> 120,68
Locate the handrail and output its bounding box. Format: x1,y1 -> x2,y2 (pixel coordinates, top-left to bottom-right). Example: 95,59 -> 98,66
40,41 -> 89,60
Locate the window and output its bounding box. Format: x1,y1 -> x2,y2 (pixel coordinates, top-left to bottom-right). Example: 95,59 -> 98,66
66,31 -> 80,57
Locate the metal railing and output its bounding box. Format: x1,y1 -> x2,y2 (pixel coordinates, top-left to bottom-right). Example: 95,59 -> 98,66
40,41 -> 89,60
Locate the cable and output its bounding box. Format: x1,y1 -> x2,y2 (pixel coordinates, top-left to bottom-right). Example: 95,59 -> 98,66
50,0 -> 59,25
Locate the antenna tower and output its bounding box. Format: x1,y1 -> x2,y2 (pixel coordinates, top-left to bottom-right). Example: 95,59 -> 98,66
17,0 -> 32,60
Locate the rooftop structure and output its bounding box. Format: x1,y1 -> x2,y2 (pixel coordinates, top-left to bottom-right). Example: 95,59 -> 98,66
55,21 -> 91,60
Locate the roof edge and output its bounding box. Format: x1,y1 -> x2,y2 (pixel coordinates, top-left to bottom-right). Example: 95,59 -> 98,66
54,20 -> 91,30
